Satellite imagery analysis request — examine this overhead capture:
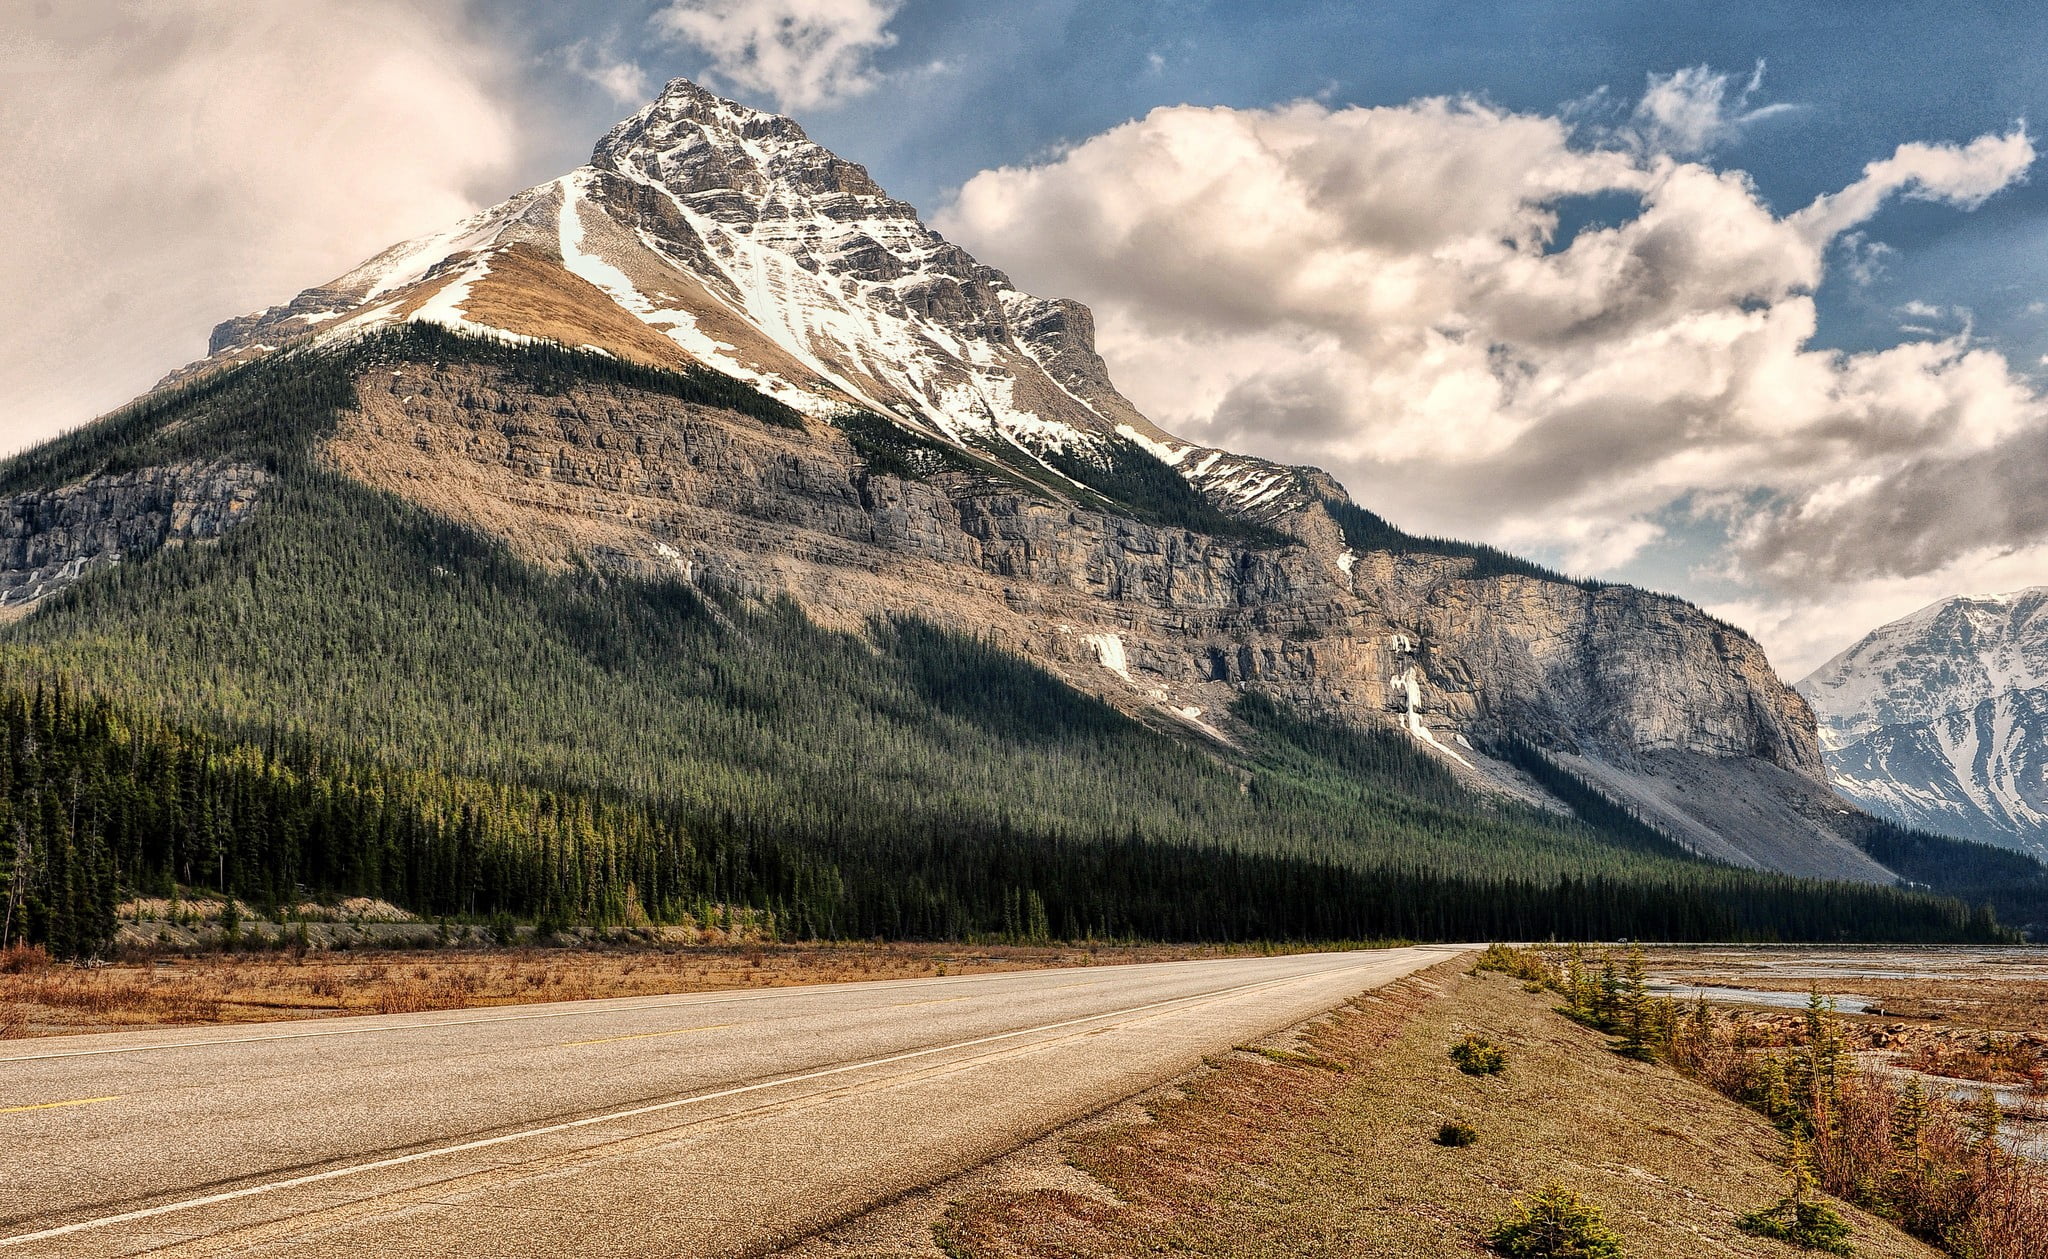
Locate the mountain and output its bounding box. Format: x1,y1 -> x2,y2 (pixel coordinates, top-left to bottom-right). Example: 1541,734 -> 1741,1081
1799,590 -> 2048,857
180,80 -> 1889,880
4,79 -> 2036,953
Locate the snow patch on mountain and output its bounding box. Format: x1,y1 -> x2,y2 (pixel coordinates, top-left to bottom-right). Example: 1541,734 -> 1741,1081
1082,632 -> 1133,683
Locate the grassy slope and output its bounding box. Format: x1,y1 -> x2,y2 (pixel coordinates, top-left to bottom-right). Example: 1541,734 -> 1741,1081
934,965 -> 1938,1259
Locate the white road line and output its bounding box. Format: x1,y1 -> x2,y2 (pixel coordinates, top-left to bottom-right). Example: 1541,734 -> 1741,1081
0,961 -> 1379,1248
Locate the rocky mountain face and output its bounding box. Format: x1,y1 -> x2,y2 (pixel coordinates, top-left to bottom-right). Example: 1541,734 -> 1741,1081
1799,591 -> 2048,857
200,79 -> 1305,523
0,461 -> 266,617
55,80 -> 1890,883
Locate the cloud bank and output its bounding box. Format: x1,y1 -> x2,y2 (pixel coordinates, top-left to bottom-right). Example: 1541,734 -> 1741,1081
0,0 -> 520,455
937,71 -> 2039,672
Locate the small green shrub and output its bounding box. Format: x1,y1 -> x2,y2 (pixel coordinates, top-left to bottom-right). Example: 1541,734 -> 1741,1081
1738,1201 -> 1853,1255
1739,1139 -> 1853,1255
1436,1120 -> 1479,1147
1487,1184 -> 1625,1258
1451,1034 -> 1509,1076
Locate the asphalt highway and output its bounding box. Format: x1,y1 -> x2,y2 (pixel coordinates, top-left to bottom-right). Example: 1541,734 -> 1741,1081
0,946 -> 1465,1257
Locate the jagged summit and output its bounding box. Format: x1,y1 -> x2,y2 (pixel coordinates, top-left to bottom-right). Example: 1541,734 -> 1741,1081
195,79 -> 1303,518
592,78 -> 913,221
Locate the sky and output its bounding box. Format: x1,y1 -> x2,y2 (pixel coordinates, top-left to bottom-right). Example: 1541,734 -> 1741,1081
4,0 -> 2047,676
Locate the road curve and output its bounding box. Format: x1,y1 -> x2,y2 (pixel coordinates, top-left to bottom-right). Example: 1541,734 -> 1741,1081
0,946 -> 1465,1257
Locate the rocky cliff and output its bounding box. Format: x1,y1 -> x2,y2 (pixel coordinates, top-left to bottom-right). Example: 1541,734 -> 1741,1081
320,354 -> 1884,880
0,460 -> 267,617
122,79 -> 1881,881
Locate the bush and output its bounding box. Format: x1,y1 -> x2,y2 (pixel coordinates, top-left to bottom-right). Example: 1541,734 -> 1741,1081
1436,1120 -> 1479,1147
1738,1201 -> 1853,1255
1739,1139 -> 1853,1255
1487,1184 -> 1626,1258
0,943 -> 50,974
1452,1034 -> 1509,1076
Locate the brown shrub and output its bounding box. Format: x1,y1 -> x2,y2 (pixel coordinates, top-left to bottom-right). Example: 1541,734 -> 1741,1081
0,943 -> 49,974
1516,944 -> 2048,1259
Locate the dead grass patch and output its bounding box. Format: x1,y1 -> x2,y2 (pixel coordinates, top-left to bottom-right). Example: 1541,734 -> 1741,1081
0,940 -> 1312,1038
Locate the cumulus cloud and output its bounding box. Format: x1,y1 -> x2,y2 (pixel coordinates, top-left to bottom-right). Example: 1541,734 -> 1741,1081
937,78 -> 2040,673
1,0 -> 520,455
652,0 -> 904,111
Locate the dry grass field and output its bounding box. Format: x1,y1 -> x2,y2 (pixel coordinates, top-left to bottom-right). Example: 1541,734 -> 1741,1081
1646,946 -> 2048,1032
0,940 -> 1326,1038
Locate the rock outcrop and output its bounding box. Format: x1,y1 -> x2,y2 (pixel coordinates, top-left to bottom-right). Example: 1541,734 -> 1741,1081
0,461 -> 267,615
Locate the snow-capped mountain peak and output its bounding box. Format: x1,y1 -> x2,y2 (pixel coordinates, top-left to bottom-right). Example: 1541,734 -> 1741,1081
1798,587 -> 2048,854
197,79 -> 1304,518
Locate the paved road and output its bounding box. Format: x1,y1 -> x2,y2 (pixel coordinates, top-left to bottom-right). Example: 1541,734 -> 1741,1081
0,946 -> 1464,1257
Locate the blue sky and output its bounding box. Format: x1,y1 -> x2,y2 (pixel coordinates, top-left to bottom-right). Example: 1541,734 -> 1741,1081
6,1 -> 2046,670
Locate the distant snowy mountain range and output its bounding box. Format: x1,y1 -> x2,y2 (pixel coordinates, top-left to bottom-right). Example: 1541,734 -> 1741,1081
1799,589 -> 2048,857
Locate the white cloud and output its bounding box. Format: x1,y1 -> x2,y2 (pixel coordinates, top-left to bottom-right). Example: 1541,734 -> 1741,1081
1837,231 -> 1895,287
1630,61 -> 1794,155
1791,126 -> 2033,243
561,37 -> 653,107
651,0 -> 904,112
0,0 -> 520,456
937,79 -> 2040,675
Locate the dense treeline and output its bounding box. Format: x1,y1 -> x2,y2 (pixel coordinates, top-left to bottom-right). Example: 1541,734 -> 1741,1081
0,676 -> 2003,957
1495,734 -> 2047,930
1852,813 -> 2048,931
392,326 -> 807,428
0,328 -> 2017,954
1040,437 -> 1295,546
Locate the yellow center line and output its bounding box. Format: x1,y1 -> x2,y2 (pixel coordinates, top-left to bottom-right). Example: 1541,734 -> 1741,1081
562,1024 -> 734,1047
889,995 -> 977,1008
0,1096 -> 122,1116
